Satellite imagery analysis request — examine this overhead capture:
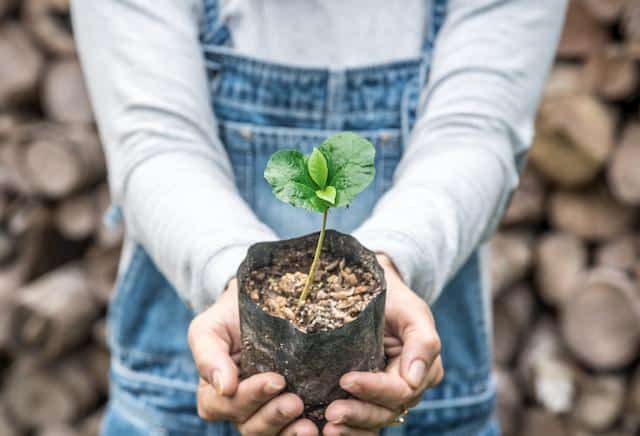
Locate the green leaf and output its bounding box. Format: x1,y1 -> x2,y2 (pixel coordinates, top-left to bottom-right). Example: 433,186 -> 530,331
264,150 -> 328,213
319,132 -> 375,207
307,148 -> 328,189
315,186 -> 336,204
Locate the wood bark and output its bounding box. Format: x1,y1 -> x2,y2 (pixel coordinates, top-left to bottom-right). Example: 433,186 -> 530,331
495,367 -> 523,436
558,0 -> 608,58
561,268 -> 640,370
0,406 -> 19,436
622,0 -> 640,44
21,123 -> 105,198
629,366 -> 640,419
489,230 -> 534,297
0,0 -> 16,19
85,345 -> 110,395
543,64 -> 588,98
54,190 -> 100,240
608,123 -> 640,206
0,207 -> 50,352
518,319 -> 575,414
529,95 -> 615,188
584,45 -> 638,100
583,0 -> 625,23
493,284 -> 535,365
22,0 -> 75,57
78,409 -> 103,436
42,60 -> 93,123
502,167 -> 546,226
10,263 -> 101,361
595,234 -> 638,271
84,246 -> 118,306
535,232 -> 588,307
92,317 -> 107,349
0,23 -> 44,108
0,112 -> 22,140
4,352 -> 102,429
0,140 -> 36,196
571,374 -> 625,432
38,425 -> 80,436
549,186 -> 636,241
521,409 -> 568,436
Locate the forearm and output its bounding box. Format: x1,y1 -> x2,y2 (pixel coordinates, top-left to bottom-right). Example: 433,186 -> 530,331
355,0 -> 567,303
125,152 -> 276,311
355,134 -> 511,303
71,0 -> 276,311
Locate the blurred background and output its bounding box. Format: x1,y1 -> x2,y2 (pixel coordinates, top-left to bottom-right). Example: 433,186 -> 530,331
0,1 -> 639,436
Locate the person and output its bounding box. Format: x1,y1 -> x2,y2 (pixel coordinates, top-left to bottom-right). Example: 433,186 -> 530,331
71,1 -> 567,435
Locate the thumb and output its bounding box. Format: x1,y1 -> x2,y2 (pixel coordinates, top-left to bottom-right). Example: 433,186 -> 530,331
188,306 -> 239,396
398,303 -> 441,390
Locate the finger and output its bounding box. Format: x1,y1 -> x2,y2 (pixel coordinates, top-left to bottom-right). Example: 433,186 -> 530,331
281,419 -> 319,436
323,423 -> 377,436
325,399 -> 396,430
383,336 -> 402,358
237,393 -> 304,435
426,355 -> 445,388
188,308 -> 238,396
397,302 -> 441,390
340,371 -> 414,410
197,372 -> 286,422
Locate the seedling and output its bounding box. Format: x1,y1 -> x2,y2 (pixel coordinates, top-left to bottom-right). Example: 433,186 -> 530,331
264,132 -> 375,306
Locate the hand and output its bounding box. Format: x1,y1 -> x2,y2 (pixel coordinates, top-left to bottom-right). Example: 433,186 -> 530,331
323,254 -> 444,435
188,279 -> 318,436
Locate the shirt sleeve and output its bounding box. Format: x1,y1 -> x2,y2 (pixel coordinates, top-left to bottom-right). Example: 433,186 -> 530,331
71,0 -> 277,312
353,0 -> 568,304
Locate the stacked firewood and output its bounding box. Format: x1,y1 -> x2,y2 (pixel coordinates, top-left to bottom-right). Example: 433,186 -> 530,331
492,1 -> 640,435
0,1 -> 118,435
1,0 -> 640,435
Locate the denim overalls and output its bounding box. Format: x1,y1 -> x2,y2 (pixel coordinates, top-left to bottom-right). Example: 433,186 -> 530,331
102,1 -> 497,435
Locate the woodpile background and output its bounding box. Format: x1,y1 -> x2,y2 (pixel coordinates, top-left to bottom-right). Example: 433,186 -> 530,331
0,1 -> 117,435
0,0 -> 639,435
493,1 -> 640,435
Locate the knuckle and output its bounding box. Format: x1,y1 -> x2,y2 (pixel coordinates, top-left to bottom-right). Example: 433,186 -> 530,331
400,387 -> 415,404
197,401 -> 218,421
429,336 -> 442,355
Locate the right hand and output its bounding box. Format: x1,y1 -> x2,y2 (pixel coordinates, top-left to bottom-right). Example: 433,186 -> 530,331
188,279 -> 318,436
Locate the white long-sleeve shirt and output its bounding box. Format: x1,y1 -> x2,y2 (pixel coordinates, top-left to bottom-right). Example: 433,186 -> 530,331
71,0 -> 566,312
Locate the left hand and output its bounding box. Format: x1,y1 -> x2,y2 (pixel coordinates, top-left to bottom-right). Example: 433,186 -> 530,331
323,254 -> 444,435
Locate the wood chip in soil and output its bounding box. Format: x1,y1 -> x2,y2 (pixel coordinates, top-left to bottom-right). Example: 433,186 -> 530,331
245,246 -> 381,333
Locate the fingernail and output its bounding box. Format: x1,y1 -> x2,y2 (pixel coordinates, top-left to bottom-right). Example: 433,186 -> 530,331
341,379 -> 356,392
333,415 -> 344,424
210,370 -> 224,395
264,378 -> 286,395
278,404 -> 297,419
326,411 -> 344,424
408,360 -> 426,388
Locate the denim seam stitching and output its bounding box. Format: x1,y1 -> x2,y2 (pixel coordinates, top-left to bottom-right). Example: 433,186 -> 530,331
111,358 -> 198,392
412,384 -> 496,411
219,120 -> 402,138
213,96 -> 325,119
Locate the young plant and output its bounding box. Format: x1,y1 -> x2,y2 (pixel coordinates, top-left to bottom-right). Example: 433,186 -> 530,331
264,132 -> 376,306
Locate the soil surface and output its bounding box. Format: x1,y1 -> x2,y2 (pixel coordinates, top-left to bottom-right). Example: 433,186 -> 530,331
245,246 -> 382,333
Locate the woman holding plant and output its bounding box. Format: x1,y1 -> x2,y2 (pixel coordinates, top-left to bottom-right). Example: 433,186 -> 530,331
72,0 -> 567,435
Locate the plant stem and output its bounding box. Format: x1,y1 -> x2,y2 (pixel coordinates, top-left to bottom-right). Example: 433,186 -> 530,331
298,209 -> 328,307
